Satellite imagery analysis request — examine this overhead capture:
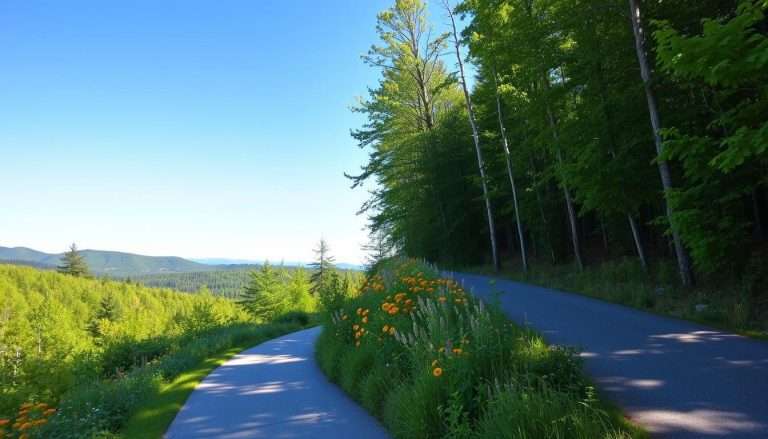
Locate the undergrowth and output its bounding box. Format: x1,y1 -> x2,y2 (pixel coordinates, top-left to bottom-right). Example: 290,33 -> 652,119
316,258 -> 643,438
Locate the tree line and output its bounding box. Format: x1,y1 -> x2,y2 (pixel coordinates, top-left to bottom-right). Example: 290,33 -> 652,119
350,0 -> 767,288
239,239 -> 363,320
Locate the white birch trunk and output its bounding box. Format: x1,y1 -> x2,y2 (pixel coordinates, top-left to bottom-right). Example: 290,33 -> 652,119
445,1 -> 500,271
628,0 -> 693,286
493,68 -> 528,273
544,101 -> 584,271
628,214 -> 649,271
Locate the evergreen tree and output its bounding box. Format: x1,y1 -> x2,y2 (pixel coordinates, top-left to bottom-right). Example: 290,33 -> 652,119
318,270 -> 347,311
57,243 -> 90,277
240,262 -> 287,322
88,294 -> 117,340
309,239 -> 336,295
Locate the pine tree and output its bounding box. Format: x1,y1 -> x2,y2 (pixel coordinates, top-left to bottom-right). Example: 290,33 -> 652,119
309,239 -> 336,295
240,262 -> 286,322
57,243 -> 90,277
362,231 -> 389,272
318,270 -> 346,311
88,295 -> 117,340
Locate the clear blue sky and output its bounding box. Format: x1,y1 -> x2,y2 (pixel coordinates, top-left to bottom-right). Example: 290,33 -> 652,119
1,0 -> 429,264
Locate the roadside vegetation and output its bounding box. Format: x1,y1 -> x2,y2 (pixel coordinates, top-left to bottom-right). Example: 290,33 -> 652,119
0,237 -> 358,438
470,256 -> 768,337
317,258 -> 644,438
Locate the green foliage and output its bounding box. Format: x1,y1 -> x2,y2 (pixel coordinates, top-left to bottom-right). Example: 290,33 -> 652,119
351,0 -> 766,293
0,264 -> 247,421
239,263 -> 318,322
129,269 -> 254,298
240,262 -> 289,321
45,321 -> 307,438
653,0 -> 768,274
309,239 -> 336,295
57,243 -> 90,277
316,259 -> 639,438
0,264 -> 314,438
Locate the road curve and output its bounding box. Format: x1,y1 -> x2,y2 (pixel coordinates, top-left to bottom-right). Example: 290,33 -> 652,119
165,326 -> 389,439
450,272 -> 768,439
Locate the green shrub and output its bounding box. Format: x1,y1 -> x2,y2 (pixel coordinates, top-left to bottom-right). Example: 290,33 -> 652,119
274,310 -> 313,326
34,321 -> 306,438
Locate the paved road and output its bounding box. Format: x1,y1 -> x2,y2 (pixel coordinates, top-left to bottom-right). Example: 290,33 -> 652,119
165,327 -> 389,439
450,272 -> 768,439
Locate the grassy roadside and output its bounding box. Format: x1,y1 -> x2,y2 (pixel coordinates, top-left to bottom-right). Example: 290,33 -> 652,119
317,258 -> 645,438
120,314 -> 317,438
120,345 -> 247,438
467,257 -> 768,340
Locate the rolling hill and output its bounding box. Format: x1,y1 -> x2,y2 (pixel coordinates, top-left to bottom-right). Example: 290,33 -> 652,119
0,246 -> 219,276
0,245 -> 362,278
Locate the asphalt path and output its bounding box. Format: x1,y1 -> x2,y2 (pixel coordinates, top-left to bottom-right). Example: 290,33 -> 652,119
450,271 -> 768,439
165,326 -> 389,439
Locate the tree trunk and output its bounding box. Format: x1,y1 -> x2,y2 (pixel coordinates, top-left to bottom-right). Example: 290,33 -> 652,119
529,156 -> 557,264
628,214 -> 649,271
445,1 -> 500,271
628,0 -> 693,286
493,67 -> 528,273
600,216 -> 609,252
753,189 -> 765,240
544,102 -> 584,271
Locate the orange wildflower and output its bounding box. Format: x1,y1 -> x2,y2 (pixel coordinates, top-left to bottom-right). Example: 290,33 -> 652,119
433,367 -> 443,377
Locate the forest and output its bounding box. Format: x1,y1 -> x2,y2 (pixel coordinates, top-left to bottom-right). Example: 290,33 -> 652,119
130,266 -> 362,299
0,240 -> 357,437
351,0 -> 767,330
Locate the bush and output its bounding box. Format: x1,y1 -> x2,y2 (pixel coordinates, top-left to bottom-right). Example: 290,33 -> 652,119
274,310 -> 313,326
316,258 -> 637,439
26,321 -> 307,438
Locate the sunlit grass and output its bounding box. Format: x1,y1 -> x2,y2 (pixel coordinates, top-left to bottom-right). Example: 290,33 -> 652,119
120,315 -> 317,438
120,345 -> 244,438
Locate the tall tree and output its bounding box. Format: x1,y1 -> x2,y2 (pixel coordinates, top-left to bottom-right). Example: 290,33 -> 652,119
88,295 -> 117,342
627,0 -> 694,285
240,262 -> 286,322
309,239 -> 336,295
653,0 -> 768,274
492,66 -> 528,273
444,0 -> 500,271
57,243 -> 90,277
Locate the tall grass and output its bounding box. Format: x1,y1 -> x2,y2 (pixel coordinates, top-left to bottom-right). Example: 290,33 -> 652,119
471,257 -> 767,337
316,258 -> 641,439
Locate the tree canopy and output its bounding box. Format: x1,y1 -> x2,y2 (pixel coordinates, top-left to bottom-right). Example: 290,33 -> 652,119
350,0 -> 768,285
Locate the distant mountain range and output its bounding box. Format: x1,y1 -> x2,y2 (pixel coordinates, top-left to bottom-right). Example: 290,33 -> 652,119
0,246 -> 223,276
0,246 -> 362,276
192,258 -> 362,270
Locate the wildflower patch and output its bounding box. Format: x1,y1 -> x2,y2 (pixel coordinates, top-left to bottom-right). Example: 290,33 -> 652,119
316,258 -> 640,438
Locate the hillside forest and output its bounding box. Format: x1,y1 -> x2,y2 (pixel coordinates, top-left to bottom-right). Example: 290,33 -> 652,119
350,0 -> 768,328
0,240 -> 359,437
